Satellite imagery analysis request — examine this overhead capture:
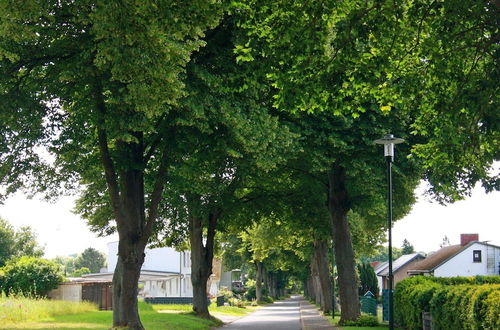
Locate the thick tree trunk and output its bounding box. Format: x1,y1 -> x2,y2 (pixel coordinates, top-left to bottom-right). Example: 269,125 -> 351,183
255,261 -> 263,301
95,85 -> 168,329
314,239 -> 333,313
112,242 -> 145,329
189,208 -> 218,317
327,164 -> 360,323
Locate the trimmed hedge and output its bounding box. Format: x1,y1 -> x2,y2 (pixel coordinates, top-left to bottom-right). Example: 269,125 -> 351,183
394,276 -> 500,330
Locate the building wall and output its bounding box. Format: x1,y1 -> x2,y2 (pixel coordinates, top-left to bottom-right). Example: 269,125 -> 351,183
48,283 -> 82,302
107,242 -> 181,273
393,258 -> 425,288
142,278 -> 181,297
434,243 -> 500,277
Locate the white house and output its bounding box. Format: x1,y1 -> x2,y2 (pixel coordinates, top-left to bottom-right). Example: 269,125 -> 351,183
407,234 -> 500,277
83,242 -> 194,297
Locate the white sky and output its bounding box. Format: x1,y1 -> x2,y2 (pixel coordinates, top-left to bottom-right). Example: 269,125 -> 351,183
0,193 -> 117,258
393,182 -> 500,253
0,182 -> 498,259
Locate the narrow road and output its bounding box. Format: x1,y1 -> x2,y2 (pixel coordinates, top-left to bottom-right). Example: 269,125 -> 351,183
220,295 -> 302,330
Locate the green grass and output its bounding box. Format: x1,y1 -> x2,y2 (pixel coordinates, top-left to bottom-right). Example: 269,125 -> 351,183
152,303 -> 256,316
0,294 -> 97,324
0,300 -> 223,330
328,315 -> 390,330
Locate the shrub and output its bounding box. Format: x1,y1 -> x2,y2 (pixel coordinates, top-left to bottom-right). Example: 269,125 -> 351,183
244,279 -> 269,301
70,267 -> 91,277
394,276 -> 440,329
217,287 -> 234,301
358,262 -> 379,298
483,289 -> 500,329
259,295 -> 273,304
342,314 -> 379,326
395,276 -> 500,330
0,257 -> 63,297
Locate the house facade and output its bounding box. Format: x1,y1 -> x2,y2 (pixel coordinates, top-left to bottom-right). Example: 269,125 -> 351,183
377,253 -> 425,290
82,242 -> 195,297
408,234 -> 500,277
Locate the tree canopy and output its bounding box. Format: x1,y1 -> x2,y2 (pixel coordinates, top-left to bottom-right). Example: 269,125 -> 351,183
74,247 -> 106,273
0,218 -> 44,267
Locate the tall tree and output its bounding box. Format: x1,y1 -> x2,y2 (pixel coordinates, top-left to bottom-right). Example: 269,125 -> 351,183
151,20 -> 293,316
401,239 -> 415,255
357,262 -> 379,297
232,0 -> 498,322
0,218 -> 44,267
0,2 -> 221,328
74,247 -> 106,273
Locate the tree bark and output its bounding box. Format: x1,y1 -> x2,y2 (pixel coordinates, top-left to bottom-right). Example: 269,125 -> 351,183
255,261 -> 263,301
189,206 -> 219,317
112,241 -> 145,329
314,239 -> 333,313
307,273 -> 316,301
95,80 -> 169,329
327,163 -> 360,323
310,252 -> 321,306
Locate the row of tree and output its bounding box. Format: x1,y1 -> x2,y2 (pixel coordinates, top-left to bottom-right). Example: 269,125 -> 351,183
1,0 -> 497,328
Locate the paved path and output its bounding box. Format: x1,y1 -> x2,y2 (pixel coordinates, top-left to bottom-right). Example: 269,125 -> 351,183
218,295 -> 335,330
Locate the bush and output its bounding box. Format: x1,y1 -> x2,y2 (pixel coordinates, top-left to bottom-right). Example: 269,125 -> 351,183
217,287 -> 234,301
70,267 -> 91,277
244,279 -> 269,301
259,295 -> 273,304
394,277 -> 440,329
0,257 -> 63,297
342,314 -> 379,326
395,276 -> 500,330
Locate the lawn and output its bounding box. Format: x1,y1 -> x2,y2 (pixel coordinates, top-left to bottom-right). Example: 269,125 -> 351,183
0,299 -> 229,330
152,303 -> 258,316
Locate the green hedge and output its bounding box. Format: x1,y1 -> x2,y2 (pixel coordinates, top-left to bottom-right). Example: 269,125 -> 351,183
394,276 -> 500,330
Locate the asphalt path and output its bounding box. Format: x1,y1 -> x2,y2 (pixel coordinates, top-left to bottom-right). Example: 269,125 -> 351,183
220,295 -> 302,330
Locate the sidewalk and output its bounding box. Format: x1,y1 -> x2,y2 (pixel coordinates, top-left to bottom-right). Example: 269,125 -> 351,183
299,298 -> 338,330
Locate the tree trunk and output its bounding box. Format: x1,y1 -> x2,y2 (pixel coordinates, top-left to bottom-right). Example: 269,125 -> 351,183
255,261 -> 263,301
112,242 -> 145,329
189,208 -> 219,317
314,239 -> 333,313
327,164 -> 360,323
96,85 -> 168,329
310,249 -> 323,306
307,273 -> 316,301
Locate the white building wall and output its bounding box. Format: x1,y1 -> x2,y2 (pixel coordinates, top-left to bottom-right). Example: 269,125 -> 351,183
434,243 -> 500,277
107,242 -> 181,273
107,242 -> 196,297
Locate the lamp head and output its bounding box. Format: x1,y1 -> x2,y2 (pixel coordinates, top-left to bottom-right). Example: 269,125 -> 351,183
374,134 -> 404,161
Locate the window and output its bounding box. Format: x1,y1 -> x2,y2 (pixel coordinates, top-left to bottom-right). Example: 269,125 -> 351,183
473,250 -> 482,262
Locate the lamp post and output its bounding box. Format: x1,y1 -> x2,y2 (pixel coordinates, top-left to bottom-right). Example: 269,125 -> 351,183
374,134 -> 404,330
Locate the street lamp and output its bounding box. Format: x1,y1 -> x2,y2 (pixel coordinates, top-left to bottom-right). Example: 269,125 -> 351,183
374,134 -> 404,330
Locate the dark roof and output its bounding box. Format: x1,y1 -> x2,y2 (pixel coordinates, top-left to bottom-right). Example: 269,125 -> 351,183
378,253 -> 425,276
408,244 -> 464,273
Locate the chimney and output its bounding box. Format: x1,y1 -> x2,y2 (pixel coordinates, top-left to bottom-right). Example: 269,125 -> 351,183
461,234 -> 479,246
